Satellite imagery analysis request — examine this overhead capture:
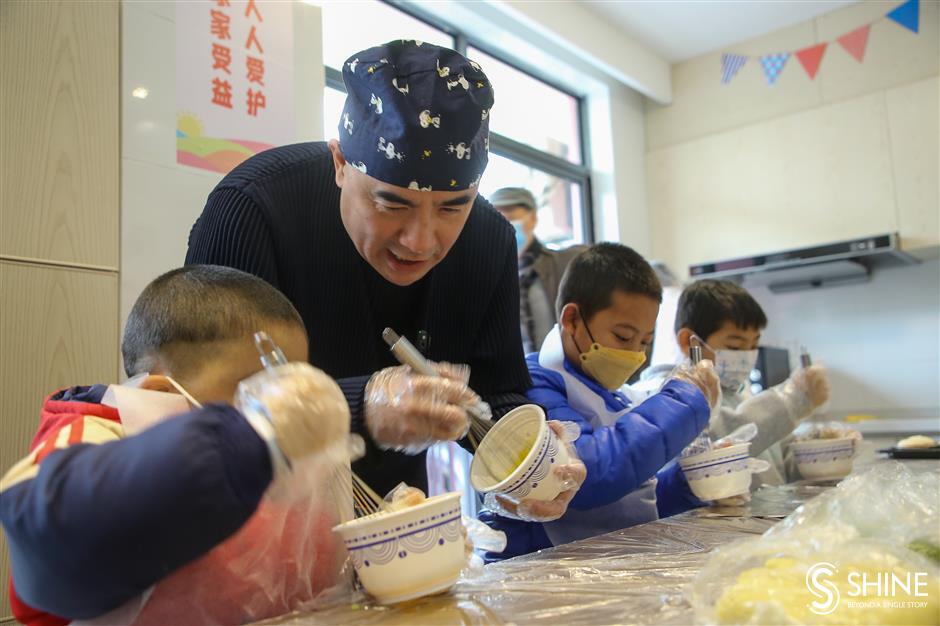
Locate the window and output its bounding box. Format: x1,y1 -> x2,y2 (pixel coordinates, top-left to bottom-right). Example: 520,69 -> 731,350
467,47 -> 581,165
322,85 -> 346,144
316,2 -> 592,247
317,0 -> 453,71
479,153 -> 584,248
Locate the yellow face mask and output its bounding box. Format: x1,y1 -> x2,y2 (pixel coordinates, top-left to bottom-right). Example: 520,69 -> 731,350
574,314 -> 648,390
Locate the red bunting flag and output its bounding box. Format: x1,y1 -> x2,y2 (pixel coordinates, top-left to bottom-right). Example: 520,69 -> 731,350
838,24 -> 871,62
795,43 -> 827,79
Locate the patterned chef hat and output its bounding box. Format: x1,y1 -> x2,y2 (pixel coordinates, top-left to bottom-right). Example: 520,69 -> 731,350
338,40 -> 494,192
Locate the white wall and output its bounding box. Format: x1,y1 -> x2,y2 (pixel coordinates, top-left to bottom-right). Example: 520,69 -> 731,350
751,259 -> 940,419
645,0 -> 939,276
120,2 -> 324,360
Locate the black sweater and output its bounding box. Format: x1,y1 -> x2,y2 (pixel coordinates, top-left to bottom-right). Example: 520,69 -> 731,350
186,142 -> 531,494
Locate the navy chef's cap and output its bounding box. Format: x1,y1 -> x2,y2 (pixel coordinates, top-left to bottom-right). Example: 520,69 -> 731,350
338,40 -> 494,192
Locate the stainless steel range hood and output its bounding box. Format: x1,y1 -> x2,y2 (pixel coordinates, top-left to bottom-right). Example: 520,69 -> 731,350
688,233 -> 919,293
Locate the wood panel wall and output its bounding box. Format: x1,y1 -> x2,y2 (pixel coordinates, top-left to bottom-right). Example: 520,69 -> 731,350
0,1 -> 120,619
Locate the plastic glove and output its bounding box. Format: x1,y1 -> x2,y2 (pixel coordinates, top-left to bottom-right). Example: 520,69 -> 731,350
671,360 -> 721,410
384,482 -> 427,511
791,364 -> 830,408
484,421 -> 587,522
236,362 -> 351,466
364,362 -> 480,454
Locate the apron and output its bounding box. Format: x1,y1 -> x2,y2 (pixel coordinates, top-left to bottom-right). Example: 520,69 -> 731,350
539,327 -> 659,546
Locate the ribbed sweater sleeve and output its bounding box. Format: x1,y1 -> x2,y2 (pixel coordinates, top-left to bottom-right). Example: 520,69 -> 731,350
186,186 -> 280,288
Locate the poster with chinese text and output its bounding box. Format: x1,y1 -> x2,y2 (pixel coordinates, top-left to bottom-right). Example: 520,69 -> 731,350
176,0 -> 294,174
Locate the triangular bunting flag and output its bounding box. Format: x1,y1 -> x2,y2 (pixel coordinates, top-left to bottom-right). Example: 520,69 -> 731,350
887,0 -> 919,34
838,25 -> 871,62
759,53 -> 790,85
795,43 -> 827,80
721,53 -> 748,84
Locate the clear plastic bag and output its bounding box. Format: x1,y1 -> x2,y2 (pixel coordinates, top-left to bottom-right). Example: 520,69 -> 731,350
132,442 -> 355,625
691,462 -> 940,625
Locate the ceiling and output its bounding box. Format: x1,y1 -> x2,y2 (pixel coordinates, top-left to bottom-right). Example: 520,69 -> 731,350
580,1 -> 859,63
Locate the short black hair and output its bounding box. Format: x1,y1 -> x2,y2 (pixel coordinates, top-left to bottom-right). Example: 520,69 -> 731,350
556,242 -> 662,320
122,265 -> 306,377
674,279 -> 767,339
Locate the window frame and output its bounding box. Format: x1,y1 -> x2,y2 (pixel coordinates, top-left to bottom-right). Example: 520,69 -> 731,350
324,0 -> 595,245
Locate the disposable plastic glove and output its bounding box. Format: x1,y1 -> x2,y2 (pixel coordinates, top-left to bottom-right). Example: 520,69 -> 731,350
791,364 -> 830,408
484,421 -> 587,523
671,360 -> 722,410
236,362 -> 351,466
365,362 -> 480,454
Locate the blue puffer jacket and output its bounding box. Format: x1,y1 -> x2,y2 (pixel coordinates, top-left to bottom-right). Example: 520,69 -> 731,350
480,353 -> 708,561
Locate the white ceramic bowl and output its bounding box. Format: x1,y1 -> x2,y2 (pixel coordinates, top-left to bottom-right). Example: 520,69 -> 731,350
679,443 -> 756,501
470,404 -> 570,502
791,436 -> 856,480
332,492 -> 464,605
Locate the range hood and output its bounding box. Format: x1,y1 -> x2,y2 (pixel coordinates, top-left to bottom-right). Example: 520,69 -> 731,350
688,233 -> 919,293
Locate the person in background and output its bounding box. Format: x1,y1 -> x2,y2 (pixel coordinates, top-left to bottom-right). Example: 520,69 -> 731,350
1,265 -> 350,625
638,279 -> 830,486
186,42 -> 584,522
489,187 -> 587,354
480,243 -> 721,560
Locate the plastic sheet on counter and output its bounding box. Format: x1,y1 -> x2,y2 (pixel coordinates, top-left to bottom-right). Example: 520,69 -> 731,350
257,514 -> 777,625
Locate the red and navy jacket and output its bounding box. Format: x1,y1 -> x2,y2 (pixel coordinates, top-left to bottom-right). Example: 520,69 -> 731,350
0,385 -> 273,625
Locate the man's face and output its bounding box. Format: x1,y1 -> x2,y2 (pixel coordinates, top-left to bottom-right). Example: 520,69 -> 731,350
561,290 -> 660,363
495,204 -> 536,254
330,141 -> 477,286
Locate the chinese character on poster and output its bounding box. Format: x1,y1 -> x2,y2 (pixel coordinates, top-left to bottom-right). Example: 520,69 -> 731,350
176,0 -> 295,174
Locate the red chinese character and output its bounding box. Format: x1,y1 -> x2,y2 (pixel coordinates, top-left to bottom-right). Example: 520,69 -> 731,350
215,0 -> 230,6
246,56 -> 265,85
212,43 -> 232,74
245,0 -> 263,22
245,25 -> 264,54
247,88 -> 266,116
210,9 -> 231,40
211,77 -> 233,109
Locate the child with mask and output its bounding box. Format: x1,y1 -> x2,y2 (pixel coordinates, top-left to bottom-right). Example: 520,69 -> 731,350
1,265 -> 351,626
479,243 -> 721,559
638,279 -> 830,487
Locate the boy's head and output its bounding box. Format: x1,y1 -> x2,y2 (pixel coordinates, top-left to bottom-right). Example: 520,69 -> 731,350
674,279 -> 767,359
122,265 -> 308,405
556,243 -> 662,384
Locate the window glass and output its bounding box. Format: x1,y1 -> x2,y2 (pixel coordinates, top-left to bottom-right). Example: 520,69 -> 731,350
480,152 -> 585,248
468,46 -> 581,164
314,0 -> 453,70
322,85 -> 347,140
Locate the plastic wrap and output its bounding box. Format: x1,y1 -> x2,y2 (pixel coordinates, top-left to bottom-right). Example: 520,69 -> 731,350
134,442 -> 355,625
691,462 -> 940,625
364,363 -> 479,454
257,514 -> 777,626
236,361 -> 351,465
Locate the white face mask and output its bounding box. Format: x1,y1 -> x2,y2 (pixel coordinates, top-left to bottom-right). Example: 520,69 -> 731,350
713,349 -> 759,392
102,374 -> 202,437
691,335 -> 758,393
